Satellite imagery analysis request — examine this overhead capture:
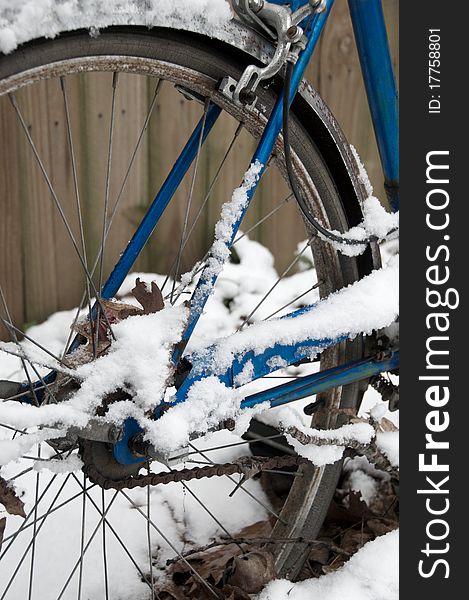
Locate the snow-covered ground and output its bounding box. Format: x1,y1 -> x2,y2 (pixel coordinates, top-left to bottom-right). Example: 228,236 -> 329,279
0,237 -> 398,599
260,529 -> 399,600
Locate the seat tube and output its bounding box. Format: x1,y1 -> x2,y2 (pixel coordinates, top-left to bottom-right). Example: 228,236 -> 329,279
348,0 -> 399,211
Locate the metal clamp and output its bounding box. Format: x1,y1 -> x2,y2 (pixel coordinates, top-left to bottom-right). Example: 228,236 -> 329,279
223,0 -> 324,105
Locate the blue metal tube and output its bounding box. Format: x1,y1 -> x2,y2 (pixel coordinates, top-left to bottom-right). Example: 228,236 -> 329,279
114,351 -> 399,464
176,2 -> 334,357
101,103 -> 222,300
241,351 -> 399,409
348,0 -> 399,210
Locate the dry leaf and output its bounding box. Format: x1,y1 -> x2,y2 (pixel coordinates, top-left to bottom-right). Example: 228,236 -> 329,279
132,278 -> 164,314
0,476 -> 26,518
366,518 -> 398,537
227,550 -> 276,594
377,417 -> 399,433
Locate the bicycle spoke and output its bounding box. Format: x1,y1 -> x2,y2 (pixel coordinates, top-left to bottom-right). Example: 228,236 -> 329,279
0,317 -> 70,369
101,489 -> 109,600
185,433 -> 286,456
62,81 -> 163,357
0,474 -> 73,599
56,491 -> 119,600
1,482 -> 96,548
119,490 -> 221,600
147,473 -> 155,600
161,121 -> 243,293
0,344 -> 70,377
0,285 -> 39,406
106,79 -> 163,237
8,93 -> 116,343
98,72 -> 119,293
233,192 -> 293,245
263,281 -> 321,321
77,473 -> 87,600
71,478 -> 157,595
60,76 -> 94,358
0,340 -> 61,406
27,445 -> 41,600
0,473 -> 59,559
188,443 -> 287,525
94,72 -> 120,353
0,423 -> 26,435
238,239 -> 312,329
170,99 -> 210,304
166,190 -> 293,305
180,480 -> 244,552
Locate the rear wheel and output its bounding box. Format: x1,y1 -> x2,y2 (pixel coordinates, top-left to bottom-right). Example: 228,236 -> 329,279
0,28 -> 369,597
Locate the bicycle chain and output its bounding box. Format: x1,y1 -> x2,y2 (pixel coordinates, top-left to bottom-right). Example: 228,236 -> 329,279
81,441 -> 308,490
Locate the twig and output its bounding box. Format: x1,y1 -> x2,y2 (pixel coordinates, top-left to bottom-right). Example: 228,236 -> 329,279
166,536 -> 349,565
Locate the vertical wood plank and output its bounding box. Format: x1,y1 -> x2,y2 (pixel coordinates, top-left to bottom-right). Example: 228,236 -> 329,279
306,0 -> 398,205
0,96 -> 23,339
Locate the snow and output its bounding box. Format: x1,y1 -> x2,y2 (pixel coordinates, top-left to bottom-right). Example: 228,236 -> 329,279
192,160 -> 264,311
0,427 -> 65,466
284,422 -> 375,466
346,470 -> 378,505
350,144 -> 374,198
146,376 -> 239,452
322,198 -> 399,257
376,431 -> 399,468
0,429 -> 271,599
233,359 -> 255,386
194,255 -> 399,376
71,305 -> 187,415
0,0 -> 233,54
0,305 -> 189,465
258,529 -> 399,600
33,453 -> 83,473
317,145 -> 399,257
272,406 -> 376,466
0,234 -> 398,599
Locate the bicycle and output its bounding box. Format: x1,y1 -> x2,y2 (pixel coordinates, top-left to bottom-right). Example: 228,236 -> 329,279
0,0 -> 399,597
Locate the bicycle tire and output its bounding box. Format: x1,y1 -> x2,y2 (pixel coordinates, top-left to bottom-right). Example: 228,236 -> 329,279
0,26 -> 371,593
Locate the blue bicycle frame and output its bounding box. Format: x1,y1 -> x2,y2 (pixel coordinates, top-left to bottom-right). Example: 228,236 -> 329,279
12,0 -> 398,463
110,0 -> 399,464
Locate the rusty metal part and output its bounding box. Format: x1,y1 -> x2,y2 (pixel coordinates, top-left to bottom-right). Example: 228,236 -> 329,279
80,440 -> 307,490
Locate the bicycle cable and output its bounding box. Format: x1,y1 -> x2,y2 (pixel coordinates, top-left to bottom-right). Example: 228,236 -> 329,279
282,59 -> 397,248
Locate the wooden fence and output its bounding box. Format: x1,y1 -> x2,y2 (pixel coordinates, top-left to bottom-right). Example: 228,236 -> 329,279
0,0 -> 398,335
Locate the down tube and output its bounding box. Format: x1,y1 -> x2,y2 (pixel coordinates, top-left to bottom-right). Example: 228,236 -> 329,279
348,0 -> 399,211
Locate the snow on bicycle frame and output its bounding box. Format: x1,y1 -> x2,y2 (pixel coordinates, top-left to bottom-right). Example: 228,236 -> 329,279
1,0 -> 400,467
110,0 -> 400,465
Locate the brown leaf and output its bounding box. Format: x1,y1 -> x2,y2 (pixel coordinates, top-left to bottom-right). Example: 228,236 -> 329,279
341,529 -> 373,555
236,519 -> 273,539
132,278 -> 165,314
366,518 -> 398,537
161,521 -> 275,598
308,542 -> 331,565
0,476 -> 26,518
162,542 -> 241,598
377,417 -> 399,433
221,585 -> 251,600
227,550 -> 276,594
347,491 -> 374,520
